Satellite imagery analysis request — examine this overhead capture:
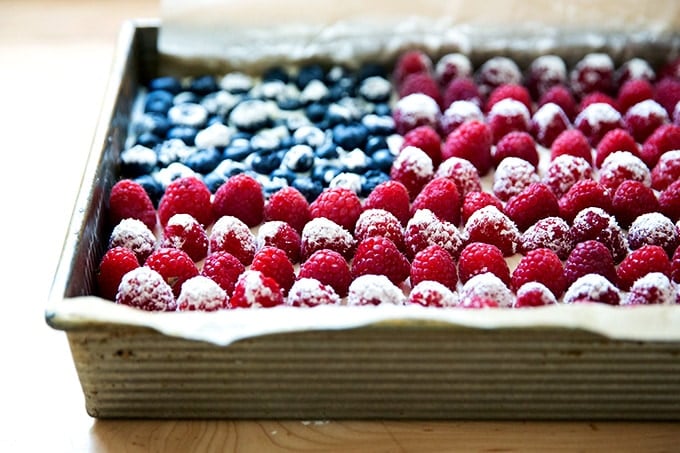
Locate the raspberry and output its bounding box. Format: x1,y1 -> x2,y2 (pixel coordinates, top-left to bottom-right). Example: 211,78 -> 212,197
519,216 -> 574,260
458,242 -> 510,286
411,177 -> 461,224
116,267 -> 177,311
511,248 -> 565,298
539,85 -> 577,120
410,244 -> 458,291
404,209 -> 464,259
651,150 -> 680,191
659,180 -> 680,222
401,125 -> 442,167
659,57 -> 680,80
458,296 -> 500,309
461,191 -> 503,225
627,212 -> 679,256
362,180 -> 411,226
487,98 -> 531,144
298,249 -> 352,297
530,102 -> 571,148
598,151 -> 651,193
526,55 -> 567,99
459,273 -> 513,308
611,180 -> 660,228
230,270 -> 284,308
672,247 -> 680,283
616,58 -> 656,87
250,246 -> 296,295
144,247 -> 199,297
108,179 -> 157,230
493,131 -> 539,168
212,173 -> 264,228
176,276 -> 229,311
300,217 -> 356,261
108,218 -> 157,263
346,274 -> 406,306
475,56 -> 522,97
393,50 -> 433,86
485,83 -> 532,113
399,72 -> 443,107
408,281 -> 458,308
209,215 -> 257,265
623,99 -> 669,143
594,128 -> 640,168
558,179 -> 612,222
264,186 -> 311,233
569,207 -> 628,262
441,120 -> 493,175
617,245 -> 671,291
434,156 -> 482,200
504,182 -> 559,231
158,176 -> 213,227
437,100 -> 484,137
654,77 -> 680,117
351,236 -> 410,285
463,205 -> 520,256
354,209 -> 404,251
389,145 -> 434,200
617,78 -> 655,114
392,93 -> 440,135
570,53 -> 615,98
442,77 -> 483,108
640,124 -> 680,168
563,274 -> 621,305
160,213 -> 208,262
285,278 -> 341,307
550,129 -> 593,167
97,246 -> 140,301
542,155 -> 593,199
574,102 -> 623,147
624,273 -> 677,305
514,282 -> 558,308
579,92 -> 619,113
256,220 -> 301,264
492,157 -> 539,202
563,240 -> 616,287
309,187 -> 362,232
435,53 -> 472,88
201,251 -> 245,296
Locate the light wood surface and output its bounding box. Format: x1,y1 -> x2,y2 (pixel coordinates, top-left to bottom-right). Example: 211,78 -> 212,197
3,1 -> 679,451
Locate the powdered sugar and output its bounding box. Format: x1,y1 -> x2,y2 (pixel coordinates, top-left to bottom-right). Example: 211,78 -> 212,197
358,76 -> 392,101
409,280 -> 458,308
488,98 -> 530,120
435,53 -> 472,82
108,218 -> 157,261
530,55 -> 567,81
434,156 -> 482,196
626,99 -> 669,119
394,146 -> 434,178
177,276 -> 229,311
543,154 -> 593,198
209,215 -> 256,255
236,270 -> 279,308
394,93 -> 440,122
599,151 -> 651,188
493,157 -> 539,201
286,278 -> 341,307
563,274 -> 620,305
624,272 -> 677,305
346,274 -> 406,306
575,103 -> 622,127
532,102 -> 568,130
301,217 -> 355,257
460,273 -> 513,308
116,267 -> 177,311
627,212 -> 678,250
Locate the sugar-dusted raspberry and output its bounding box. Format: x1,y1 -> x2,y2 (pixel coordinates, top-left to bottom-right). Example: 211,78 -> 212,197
389,145 -> 434,200
475,56 -> 522,97
672,247 -> 680,283
511,248 -> 565,297
569,207 -> 628,263
442,77 -> 483,109
485,84 -> 532,113
298,249 -> 352,297
514,282 -> 558,308
519,216 -> 574,260
144,247 -> 199,297
441,120 -> 493,175
458,242 -> 510,286
300,217 -> 356,261
362,180 -> 411,226
459,273 -> 513,308
435,53 -> 472,88
598,151 -> 651,193
212,173 -> 264,228
654,77 -> 680,117
505,182 -> 560,231
401,125 -> 442,165
563,274 -> 621,305
624,272 -> 677,305
617,245 -> 672,291
399,72 -> 443,107
434,156 -> 482,200
558,179 -> 612,222
250,246 -> 295,295
109,179 -> 157,230
256,220 -> 301,264
570,53 -> 615,98
409,281 -> 458,307
579,92 -> 619,113
526,55 -> 567,100
542,154 -> 593,199
346,274 -> 406,306
651,150 -> 680,191
108,218 -> 157,263
209,215 -> 257,265
403,209 -> 464,259
493,157 -> 539,202
627,212 -> 679,256
674,101 -> 680,126
393,50 -> 433,87
493,131 -> 539,168
201,251 -> 245,296
659,180 -> 680,222
461,191 -> 503,225
351,236 -> 410,285
410,244 -> 458,291
624,99 -> 670,143
487,98 -> 531,144
612,180 -> 660,228
158,176 -> 213,227
574,103 -> 624,147
617,79 -> 655,115
640,124 -> 680,168
264,186 -> 310,234
230,270 -> 284,308
539,85 -> 577,121
550,129 -> 593,166
437,100 -> 484,137
458,296 -> 500,309
285,278 -> 341,307
392,93 -> 440,135
529,103 -> 571,148
411,177 -> 461,224
160,213 -> 208,262
616,58 -> 656,87
659,57 -> 680,80
594,128 -> 640,169
177,276 -> 229,311
354,209 -> 404,251
309,187 -> 362,232
116,267 -> 176,311
97,246 -> 140,301
564,240 -> 616,286
464,205 -> 520,256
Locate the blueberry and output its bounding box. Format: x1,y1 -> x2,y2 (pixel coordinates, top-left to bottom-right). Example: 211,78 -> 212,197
144,90 -> 174,114
135,132 -> 162,148
201,90 -> 240,117
168,103 -> 208,128
229,99 -> 272,131
190,75 -> 218,95
156,162 -> 198,188
325,65 -> 350,84
293,126 -> 326,147
120,144 -> 157,177
270,167 -> 297,184
305,103 -> 327,122
357,63 -> 387,81
292,177 -> 323,202
315,141 -> 340,159
300,79 -> 329,104
333,123 -> 368,150
219,72 -> 253,94
157,138 -> 194,166
282,144 -> 315,172
173,91 -> 200,105
369,148 -> 394,172
250,131 -> 282,153
261,176 -> 288,197
133,174 -> 164,206
133,112 -> 171,137
365,135 -> 389,155
203,171 -> 228,193
341,148 -> 371,173
166,125 -> 198,145
182,147 -> 222,174
250,150 -> 283,174
256,80 -> 287,100
329,172 -> 362,194
149,76 -> 182,95
362,114 -> 395,135
373,103 -> 392,116
311,164 -> 344,185
213,158 -> 247,178
296,64 -> 325,89
360,170 -> 391,197
263,66 -> 289,83
327,77 -> 356,101
195,122 -> 234,149
358,76 -> 392,103
285,112 -> 311,131
222,143 -> 253,161
325,103 -> 355,126
277,97 -> 302,111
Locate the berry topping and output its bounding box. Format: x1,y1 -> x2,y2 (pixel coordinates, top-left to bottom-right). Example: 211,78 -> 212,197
611,180 -> 660,228
404,209 -> 464,259
250,246 -> 296,295
160,213 -> 208,262
558,179 -> 612,222
461,190 -> 503,225
493,157 -> 540,202
616,58 -> 656,87
550,129 -> 593,167
157,177 -> 213,227
654,77 -> 680,117
441,120 -> 493,175
286,278 -> 341,307
563,274 -> 620,305
597,151 -> 651,193
530,102 -> 571,148
399,72 -> 443,107
212,173 -> 264,228
264,186 -> 311,234
309,187 -> 363,232
437,100 -> 484,137
208,215 -> 257,265
640,124 -> 680,168
108,218 -> 157,263
463,205 -> 520,256
459,273 -> 513,308
409,281 -> 458,308
623,99 -> 669,143
574,102 -> 623,146
362,180 -> 411,226
230,270 -> 284,308
624,272 -> 677,305
475,56 -> 522,97
256,220 -> 301,264
116,267 -> 177,311
617,245 -> 672,291
569,207 -> 628,263
392,93 -> 440,135
389,145 -> 434,200
504,182 -> 560,231
201,251 -> 245,296
514,282 -> 558,308
570,53 -> 615,98
354,209 -> 404,251
617,78 -> 655,114
564,240 -> 617,287
627,212 -> 679,256
435,53 -> 472,88
442,77 -> 483,108
144,247 -> 199,297
511,248 -> 565,298
539,85 -> 577,121
659,180 -> 680,222
486,83 -> 532,113
298,249 -> 352,297
594,128 -> 640,169
346,274 -> 406,306
526,55 -> 568,99
97,246 -> 140,301
176,276 -> 229,311
401,125 -> 442,166
393,50 -> 433,86
300,217 -> 356,261
458,242 -> 511,286
108,179 -> 157,230
410,244 -> 458,291
519,216 -> 574,260
493,131 -> 539,168
542,154 -> 593,199
351,236 -> 410,285
672,247 -> 680,284
411,177 -> 461,224
434,156 -> 483,199
487,98 -> 531,143
651,150 -> 680,191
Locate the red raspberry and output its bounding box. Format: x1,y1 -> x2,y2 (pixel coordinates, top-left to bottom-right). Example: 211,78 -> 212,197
464,205 -> 520,256
256,220 -> 301,264
438,100 -> 484,136
285,278 -> 341,307
347,274 -> 406,306
458,295 -> 500,309
212,173 -> 264,228
401,125 -> 442,166
351,236 -> 410,285
624,99 -> 670,143
492,157 -> 539,202
362,180 -> 411,226
160,213 -> 208,262
651,150 -> 680,191
459,273 -> 513,308
487,98 -> 531,144
598,151 -> 651,193
209,215 -> 257,265
641,124 -> 680,168
564,240 -> 616,287
410,244 -> 458,291
512,248 -> 565,298
514,282 -> 558,308
108,218 -> 157,263
399,72 -> 443,107
264,186 -> 310,233
393,50 -> 433,86
594,128 -> 640,168
435,53 -> 472,88
563,274 -> 621,305
570,53 -> 615,98
176,276 -> 229,311
627,213 -> 679,256
300,217 -> 356,261
309,187 -> 362,232
558,179 -> 612,222
389,145 -> 434,200
144,247 -> 199,297
475,56 -> 522,97
458,242 -> 510,286
201,251 -> 245,296
354,209 -> 404,251
519,216 -> 574,260
392,93 -> 440,135
493,131 -> 539,168
442,77 -> 483,109
612,180 -> 660,228
550,129 -> 593,166
659,57 -> 680,80
578,92 -> 619,113
504,182 -> 560,231
115,267 -> 176,311
109,179 -> 157,230
230,270 -> 284,308
441,120 -> 493,175
617,79 -> 655,114
616,58 -> 656,87
411,177 -> 461,224
574,102 -> 623,147
404,209 -> 464,259
526,55 -> 568,100
298,249 -> 352,297
529,103 -> 571,148
434,156 -> 482,200
408,281 -> 457,308
461,191 -> 503,225
485,83 -> 532,113
539,85 -> 578,121
659,180 -> 680,222
158,177 -> 213,227
672,247 -> 680,283
542,155 -> 593,199
624,272 -> 677,305
617,245 -> 671,291
250,246 -> 295,295
569,207 -> 628,263
97,246 -> 140,301
654,77 -> 680,117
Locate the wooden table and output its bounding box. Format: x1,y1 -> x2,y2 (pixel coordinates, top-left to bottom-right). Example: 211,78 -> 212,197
3,1 -> 678,451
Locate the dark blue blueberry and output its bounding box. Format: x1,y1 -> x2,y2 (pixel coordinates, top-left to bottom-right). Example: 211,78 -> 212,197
270,167 -> 297,184
360,170 -> 391,197
251,150 -> 283,174
141,112 -> 171,137
189,75 -> 218,95
261,177 -> 288,197
144,90 -> 174,114
370,148 -> 395,172
263,66 -> 289,83
230,99 -> 272,131
207,116 -> 224,127
305,103 -> 327,122
173,91 -> 201,105
327,77 -> 356,101
279,135 -> 296,149
325,103 -> 355,126
120,144 -> 157,177
222,143 -> 253,161
292,178 -> 323,202
314,141 -> 340,159
314,119 -> 331,130
231,131 -> 253,141
277,97 -> 302,111
357,63 -> 387,81
373,103 -> 392,116
311,164 -> 344,185
295,64 -> 325,89
135,132 -> 162,148
333,123 -> 368,150
362,114 -> 396,135
365,135 -> 389,155
149,76 -> 182,95
133,174 -> 164,207
166,125 -> 198,145
282,145 -> 315,172
182,147 -> 222,174
203,171 -> 228,193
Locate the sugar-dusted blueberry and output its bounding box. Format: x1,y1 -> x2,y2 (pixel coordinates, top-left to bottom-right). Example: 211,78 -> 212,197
134,174 -> 164,207
133,112 -> 171,138
181,147 -> 222,174
325,102 -> 357,125
194,122 -> 234,149
166,125 -> 198,146
282,144 -> 315,172
370,149 -> 395,172
341,148 -> 371,173
365,135 -> 389,154
156,138 -> 192,167
250,149 -> 284,174
144,90 -> 174,114
135,132 -> 162,149
201,90 -> 240,117
329,172 -> 363,194
327,77 -> 356,102
173,91 -> 200,105
120,144 -> 158,177
250,128 -> 286,153
229,99 -> 273,131
222,141 -> 252,161
203,171 -> 227,193
270,167 -> 297,184
213,158 -> 247,178
333,123 -> 368,150
356,62 -> 387,81
312,164 -> 344,185
305,102 -> 327,122
292,178 -> 323,202
189,75 -> 218,95
300,79 -> 330,104
360,170 -> 391,197
365,114 -> 398,135
263,66 -> 289,83
293,125 -> 326,147
315,141 -> 340,159
358,76 -> 392,103
168,103 -> 208,128
296,64 -> 325,89
155,162 -> 198,188
219,72 -> 253,94
149,76 -> 182,94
